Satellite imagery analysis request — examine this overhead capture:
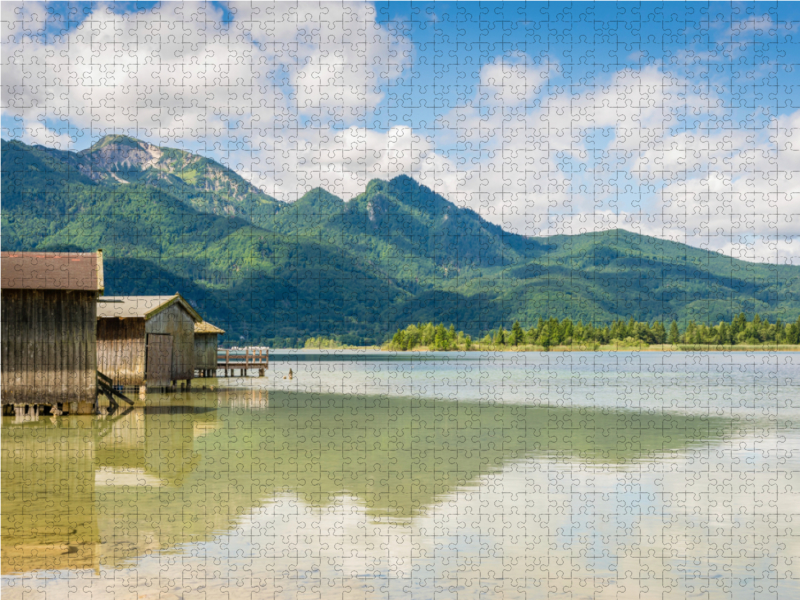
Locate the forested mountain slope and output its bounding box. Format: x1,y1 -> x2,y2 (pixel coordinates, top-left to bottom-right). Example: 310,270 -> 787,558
3,136 -> 798,345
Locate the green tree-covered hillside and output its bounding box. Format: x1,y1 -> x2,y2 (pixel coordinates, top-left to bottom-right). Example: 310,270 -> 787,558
3,136 -> 799,346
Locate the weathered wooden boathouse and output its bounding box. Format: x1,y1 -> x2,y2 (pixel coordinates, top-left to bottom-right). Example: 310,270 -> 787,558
1,251 -> 104,415
96,294 -> 201,391
194,320 -> 225,377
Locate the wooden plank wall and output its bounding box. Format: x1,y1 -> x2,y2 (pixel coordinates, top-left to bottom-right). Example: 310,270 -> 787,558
145,304 -> 195,380
97,318 -> 146,386
1,289 -> 97,404
194,334 -> 218,370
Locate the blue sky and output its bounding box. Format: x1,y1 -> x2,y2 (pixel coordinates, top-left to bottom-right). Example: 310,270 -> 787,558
3,1 -> 800,262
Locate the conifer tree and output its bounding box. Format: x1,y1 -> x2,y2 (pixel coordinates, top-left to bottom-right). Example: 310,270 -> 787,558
652,321 -> 666,344
668,321 -> 680,345
511,321 -> 524,346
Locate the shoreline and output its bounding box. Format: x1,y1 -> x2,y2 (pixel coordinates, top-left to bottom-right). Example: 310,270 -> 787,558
280,343 -> 800,353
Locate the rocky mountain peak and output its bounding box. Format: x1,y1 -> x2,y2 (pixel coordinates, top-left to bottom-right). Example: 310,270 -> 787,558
80,135 -> 162,175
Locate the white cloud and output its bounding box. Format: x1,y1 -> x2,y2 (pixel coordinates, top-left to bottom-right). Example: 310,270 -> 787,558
1,2 -> 410,139
2,2 -> 799,264
15,121 -> 74,149
730,11 -> 775,37
477,52 -> 556,105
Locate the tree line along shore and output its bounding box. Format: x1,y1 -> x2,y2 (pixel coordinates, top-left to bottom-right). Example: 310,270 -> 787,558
296,315 -> 800,351
363,314 -> 800,352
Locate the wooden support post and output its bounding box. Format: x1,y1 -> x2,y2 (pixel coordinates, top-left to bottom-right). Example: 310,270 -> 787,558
139,385 -> 146,399
75,401 -> 94,415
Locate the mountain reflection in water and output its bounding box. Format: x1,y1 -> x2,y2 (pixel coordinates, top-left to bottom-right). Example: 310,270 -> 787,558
2,388 -> 738,575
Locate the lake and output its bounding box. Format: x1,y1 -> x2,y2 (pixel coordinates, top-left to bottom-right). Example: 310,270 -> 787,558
3,351 -> 800,599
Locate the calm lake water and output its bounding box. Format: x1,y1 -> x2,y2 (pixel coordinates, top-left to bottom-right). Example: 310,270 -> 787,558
3,351 -> 800,599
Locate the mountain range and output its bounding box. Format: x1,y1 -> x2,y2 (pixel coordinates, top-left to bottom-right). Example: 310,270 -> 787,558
3,135 -> 800,345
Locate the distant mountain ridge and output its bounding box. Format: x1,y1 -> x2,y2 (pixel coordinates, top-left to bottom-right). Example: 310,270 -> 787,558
27,135 -> 283,219
3,136 -> 799,345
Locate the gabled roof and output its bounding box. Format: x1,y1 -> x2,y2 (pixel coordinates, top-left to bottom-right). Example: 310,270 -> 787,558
1,250 -> 104,292
195,321 -> 225,334
97,293 -> 201,322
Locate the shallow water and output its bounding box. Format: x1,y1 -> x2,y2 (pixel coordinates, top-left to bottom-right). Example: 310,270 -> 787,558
3,352 -> 800,599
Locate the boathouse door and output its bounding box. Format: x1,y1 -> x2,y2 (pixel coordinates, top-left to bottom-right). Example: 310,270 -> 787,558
146,333 -> 173,387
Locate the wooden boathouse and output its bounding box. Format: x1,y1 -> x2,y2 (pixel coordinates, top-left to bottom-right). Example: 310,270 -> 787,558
194,321 -> 225,377
97,294 -> 201,392
1,251 -> 103,415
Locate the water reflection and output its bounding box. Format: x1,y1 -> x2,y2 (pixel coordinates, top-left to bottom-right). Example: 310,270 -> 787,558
2,388 -> 741,576
3,374 -> 800,600
2,416 -> 100,574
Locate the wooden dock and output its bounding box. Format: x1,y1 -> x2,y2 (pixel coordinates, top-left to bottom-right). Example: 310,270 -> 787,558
212,348 -> 269,377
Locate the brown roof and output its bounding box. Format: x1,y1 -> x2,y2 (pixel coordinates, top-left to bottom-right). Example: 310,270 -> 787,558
195,321 -> 225,334
97,293 -> 202,322
1,251 -> 104,292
